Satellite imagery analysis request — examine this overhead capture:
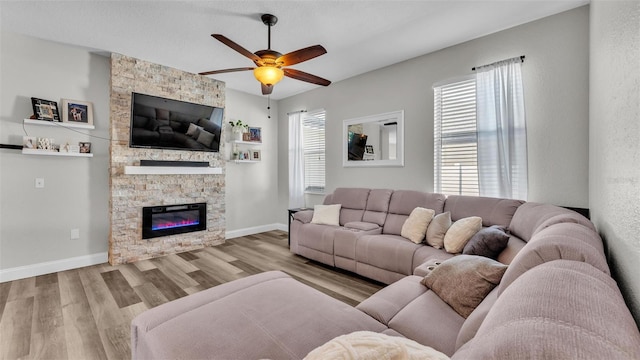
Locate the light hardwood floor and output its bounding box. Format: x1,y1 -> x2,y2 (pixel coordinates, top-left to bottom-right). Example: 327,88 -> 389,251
0,231 -> 384,360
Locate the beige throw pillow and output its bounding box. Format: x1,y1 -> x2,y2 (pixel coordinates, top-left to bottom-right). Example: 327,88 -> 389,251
401,207 -> 436,244
444,216 -> 482,254
310,204 -> 341,226
421,255 -> 508,318
426,212 -> 451,249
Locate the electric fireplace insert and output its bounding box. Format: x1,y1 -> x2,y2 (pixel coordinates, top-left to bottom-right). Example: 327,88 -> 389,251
142,203 -> 206,239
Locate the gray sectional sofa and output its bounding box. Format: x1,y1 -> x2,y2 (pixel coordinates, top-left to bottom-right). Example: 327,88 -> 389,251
131,188 -> 640,359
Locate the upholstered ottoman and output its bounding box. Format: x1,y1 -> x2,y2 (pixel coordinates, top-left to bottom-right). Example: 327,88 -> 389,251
131,271 -> 386,359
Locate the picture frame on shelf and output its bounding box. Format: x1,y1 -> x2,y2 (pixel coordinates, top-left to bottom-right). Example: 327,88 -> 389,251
242,133 -> 251,142
68,144 -> 80,153
62,99 -> 93,125
31,97 -> 60,122
248,127 -> 262,142
23,136 -> 37,149
79,142 -> 92,153
251,149 -> 261,161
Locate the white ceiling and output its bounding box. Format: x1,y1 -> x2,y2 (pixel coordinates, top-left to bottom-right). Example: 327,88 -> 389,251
0,1 -> 588,100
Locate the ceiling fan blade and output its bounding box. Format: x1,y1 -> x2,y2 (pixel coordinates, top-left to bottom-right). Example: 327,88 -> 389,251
199,67 -> 255,76
283,68 -> 331,86
277,45 -> 327,66
211,34 -> 263,65
261,83 -> 274,95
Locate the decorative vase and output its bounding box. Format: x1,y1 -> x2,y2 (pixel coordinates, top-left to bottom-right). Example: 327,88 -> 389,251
233,130 -> 243,141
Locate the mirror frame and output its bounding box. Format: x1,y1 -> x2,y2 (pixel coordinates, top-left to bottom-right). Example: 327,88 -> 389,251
342,110 -> 404,168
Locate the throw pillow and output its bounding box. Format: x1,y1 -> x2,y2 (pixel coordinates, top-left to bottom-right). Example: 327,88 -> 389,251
444,216 -> 482,254
304,331 -> 450,360
426,212 -> 451,249
401,207 -> 436,244
196,129 -> 215,147
186,123 -> 202,137
421,255 -> 508,318
463,225 -> 510,259
310,204 -> 341,226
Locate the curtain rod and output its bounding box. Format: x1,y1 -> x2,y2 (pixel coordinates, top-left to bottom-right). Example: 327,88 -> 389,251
287,110 -> 307,115
472,55 -> 525,71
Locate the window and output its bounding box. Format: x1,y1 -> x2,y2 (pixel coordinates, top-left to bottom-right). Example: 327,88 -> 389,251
302,109 -> 326,193
434,77 -> 479,196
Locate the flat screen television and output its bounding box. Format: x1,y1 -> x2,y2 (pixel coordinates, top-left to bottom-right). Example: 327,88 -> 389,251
130,92 -> 224,152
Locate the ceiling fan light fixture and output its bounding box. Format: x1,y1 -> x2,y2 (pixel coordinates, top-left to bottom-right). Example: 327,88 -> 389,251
253,66 -> 284,86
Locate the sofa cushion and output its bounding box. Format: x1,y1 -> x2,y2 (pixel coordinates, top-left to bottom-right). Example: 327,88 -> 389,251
383,191 -> 447,235
401,207 -> 435,244
444,217 -> 482,254
196,129 -> 215,147
311,204 -> 341,226
325,188 -> 370,225
462,225 -> 510,259
454,287 -> 498,350
344,221 -> 380,231
297,223 -> 340,254
421,255 -> 507,318
508,202 -> 595,242
362,189 -> 393,225
356,234 -> 422,276
131,271 -> 388,360
452,261 -> 640,360
305,331 -> 450,360
388,291 -> 465,356
444,195 -> 524,227
425,211 -> 451,249
497,222 -> 610,296
186,122 -> 202,137
356,275 -> 426,325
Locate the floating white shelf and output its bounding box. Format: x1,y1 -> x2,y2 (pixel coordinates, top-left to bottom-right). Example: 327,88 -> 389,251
124,166 -> 223,175
24,118 -> 95,130
232,140 -> 262,145
231,160 -> 260,164
22,149 -> 93,157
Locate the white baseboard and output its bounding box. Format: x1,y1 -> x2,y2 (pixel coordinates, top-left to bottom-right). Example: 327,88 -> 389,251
1,225 -> 289,283
0,252 -> 108,283
226,223 -> 288,239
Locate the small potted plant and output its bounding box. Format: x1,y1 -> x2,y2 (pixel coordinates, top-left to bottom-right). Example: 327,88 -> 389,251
229,120 -> 249,141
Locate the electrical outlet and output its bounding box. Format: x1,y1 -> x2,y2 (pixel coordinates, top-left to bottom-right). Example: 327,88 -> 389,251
35,178 -> 45,188
70,229 -> 80,240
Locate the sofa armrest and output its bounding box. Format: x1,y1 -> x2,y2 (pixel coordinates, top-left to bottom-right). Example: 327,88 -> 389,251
344,221 -> 380,232
294,210 -> 314,224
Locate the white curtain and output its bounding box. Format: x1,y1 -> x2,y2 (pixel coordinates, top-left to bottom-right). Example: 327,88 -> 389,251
288,112 -> 305,208
476,57 -> 528,200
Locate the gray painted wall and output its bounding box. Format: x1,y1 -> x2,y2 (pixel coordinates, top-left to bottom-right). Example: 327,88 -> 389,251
589,0 -> 640,325
277,6 -> 590,223
0,31 -> 111,268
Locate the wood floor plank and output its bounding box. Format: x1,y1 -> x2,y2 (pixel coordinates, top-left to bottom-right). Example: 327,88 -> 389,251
6,276 -> 36,301
30,282 -> 67,359
35,272 -> 59,287
114,263 -> 148,288
176,251 -> 199,261
142,268 -> 188,301
101,270 -> 142,308
58,269 -> 108,360
79,266 -> 126,330
162,253 -> 200,273
0,297 -> 34,359
149,256 -> 199,290
132,259 -> 156,272
133,282 -> 169,309
187,269 -> 222,289
0,281 -> 11,321
200,245 -> 238,262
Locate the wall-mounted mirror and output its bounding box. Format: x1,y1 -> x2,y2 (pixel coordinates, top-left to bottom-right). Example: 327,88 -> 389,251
343,110 -> 404,167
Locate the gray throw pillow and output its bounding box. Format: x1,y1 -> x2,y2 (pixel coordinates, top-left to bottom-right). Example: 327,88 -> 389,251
462,225 -> 510,259
421,255 -> 507,318
196,129 -> 215,147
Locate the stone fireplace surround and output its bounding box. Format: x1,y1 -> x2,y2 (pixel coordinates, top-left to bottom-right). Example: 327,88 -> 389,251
109,53 -> 226,265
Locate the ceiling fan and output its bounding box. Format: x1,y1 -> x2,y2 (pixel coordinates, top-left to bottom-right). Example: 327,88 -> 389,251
199,14 -> 331,95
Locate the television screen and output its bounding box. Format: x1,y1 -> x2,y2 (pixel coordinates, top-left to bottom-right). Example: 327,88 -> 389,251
130,93 -> 223,152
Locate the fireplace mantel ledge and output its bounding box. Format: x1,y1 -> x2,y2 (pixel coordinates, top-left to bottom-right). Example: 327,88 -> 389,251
124,166 -> 223,175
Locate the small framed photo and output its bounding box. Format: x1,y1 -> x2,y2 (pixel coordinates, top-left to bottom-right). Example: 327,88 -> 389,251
23,136 -> 37,149
79,142 -> 92,153
62,99 -> 93,125
31,97 -> 60,122
68,145 -> 80,153
251,149 -> 261,161
248,127 -> 262,142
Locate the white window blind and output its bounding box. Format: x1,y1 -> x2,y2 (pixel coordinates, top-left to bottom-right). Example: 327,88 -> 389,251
302,109 -> 326,193
434,78 -> 479,196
